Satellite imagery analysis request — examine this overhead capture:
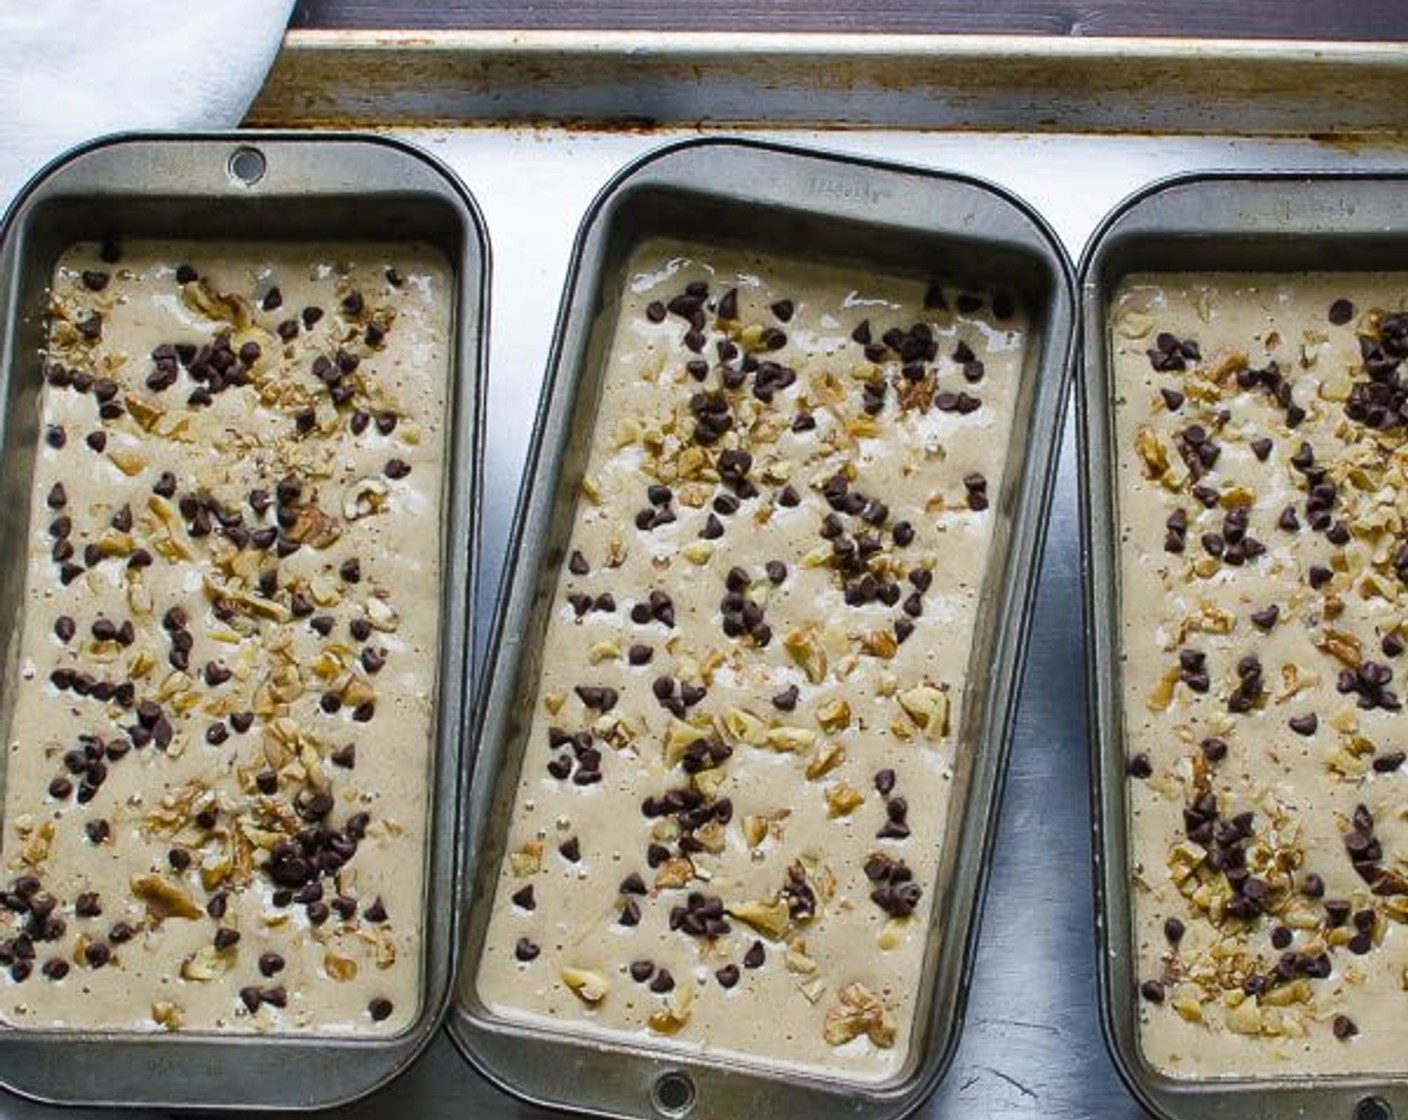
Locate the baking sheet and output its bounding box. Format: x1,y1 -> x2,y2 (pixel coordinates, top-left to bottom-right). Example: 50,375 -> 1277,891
1,57 -> 1406,1120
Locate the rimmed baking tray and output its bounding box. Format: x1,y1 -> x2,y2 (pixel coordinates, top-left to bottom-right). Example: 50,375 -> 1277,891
0,133 -> 487,1111
1080,171 -> 1408,1120
449,136 -> 1075,1120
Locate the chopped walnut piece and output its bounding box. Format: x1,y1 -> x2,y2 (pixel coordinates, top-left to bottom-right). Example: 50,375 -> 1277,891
130,874 -> 202,920
561,966 -> 609,1004
784,625 -> 828,684
897,685 -> 949,737
726,899 -> 791,939
824,982 -> 896,1049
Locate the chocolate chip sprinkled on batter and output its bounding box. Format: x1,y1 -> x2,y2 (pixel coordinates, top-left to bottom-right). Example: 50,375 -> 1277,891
1328,298 -> 1355,326
770,684 -> 799,712
1249,605 -> 1279,631
1128,753 -> 1153,779
40,958 -> 69,981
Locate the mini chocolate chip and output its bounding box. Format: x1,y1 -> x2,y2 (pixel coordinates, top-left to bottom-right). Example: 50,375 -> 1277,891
649,969 -> 675,994
1128,753 -> 1153,779
213,927 -> 240,951
1249,605 -> 1280,631
84,941 -> 110,968
715,963 -> 741,988
384,458 -> 411,479
363,896 -> 388,923
771,684 -> 799,711
1139,979 -> 1165,1003
743,941 -> 766,969
628,644 -> 654,666
1300,872 -> 1325,898
1163,917 -> 1185,944
1328,298 -> 1354,326
629,959 -> 655,982
1288,713 -> 1318,736
206,722 -> 229,746
514,938 -> 540,963
1325,899 -> 1351,926
1332,1014 -> 1358,1039
1373,751 -> 1405,773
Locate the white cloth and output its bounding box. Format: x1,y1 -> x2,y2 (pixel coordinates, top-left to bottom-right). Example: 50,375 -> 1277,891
0,0 -> 295,208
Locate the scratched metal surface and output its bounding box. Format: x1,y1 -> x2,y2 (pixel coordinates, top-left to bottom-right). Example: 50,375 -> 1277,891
2,130 -> 1406,1120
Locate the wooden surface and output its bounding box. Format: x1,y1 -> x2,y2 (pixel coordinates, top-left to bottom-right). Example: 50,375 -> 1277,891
292,0 -> 1402,39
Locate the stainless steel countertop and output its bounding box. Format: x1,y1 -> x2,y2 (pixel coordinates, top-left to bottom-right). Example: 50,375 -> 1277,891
3,128 -> 1405,1120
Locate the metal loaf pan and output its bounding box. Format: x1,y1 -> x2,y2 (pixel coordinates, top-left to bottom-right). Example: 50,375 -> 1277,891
1080,172 -> 1408,1120
0,134 -> 487,1110
451,137 -> 1075,1120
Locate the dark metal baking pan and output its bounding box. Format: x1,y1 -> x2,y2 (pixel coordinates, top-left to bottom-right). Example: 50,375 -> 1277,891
450,136 -> 1076,1120
0,133 -> 487,1110
1080,171 -> 1408,1120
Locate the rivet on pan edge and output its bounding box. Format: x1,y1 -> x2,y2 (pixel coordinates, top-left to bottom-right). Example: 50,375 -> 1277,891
227,146 -> 266,187
651,1070 -> 696,1118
